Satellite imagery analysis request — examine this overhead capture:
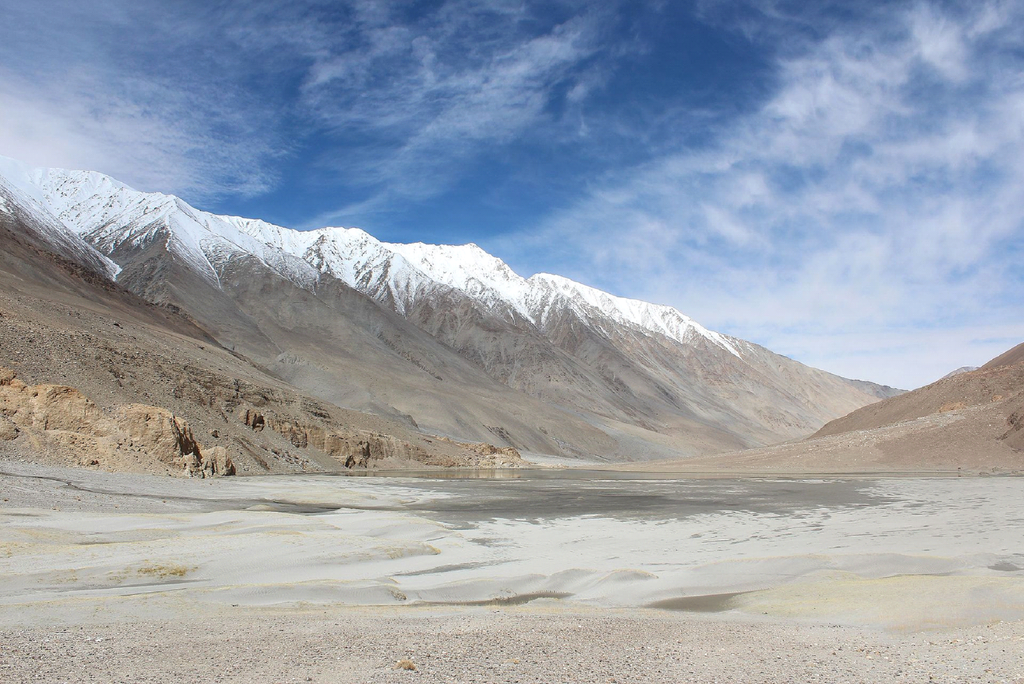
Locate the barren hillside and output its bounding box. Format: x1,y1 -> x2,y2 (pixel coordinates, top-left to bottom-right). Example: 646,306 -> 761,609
623,344 -> 1024,474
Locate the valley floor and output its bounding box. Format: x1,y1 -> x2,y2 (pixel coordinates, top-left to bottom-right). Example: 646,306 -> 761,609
4,605 -> 1023,683
1,460 -> 1023,682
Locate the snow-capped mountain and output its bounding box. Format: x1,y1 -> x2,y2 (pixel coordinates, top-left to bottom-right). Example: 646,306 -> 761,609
2,160 -> 321,291
0,156 -> 899,461
0,157 -> 120,280
2,158 -> 745,358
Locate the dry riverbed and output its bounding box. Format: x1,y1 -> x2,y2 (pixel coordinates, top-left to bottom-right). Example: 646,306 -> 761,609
1,460 -> 1023,682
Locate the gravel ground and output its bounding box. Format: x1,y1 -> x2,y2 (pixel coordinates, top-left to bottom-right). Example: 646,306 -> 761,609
2,605 -> 1023,684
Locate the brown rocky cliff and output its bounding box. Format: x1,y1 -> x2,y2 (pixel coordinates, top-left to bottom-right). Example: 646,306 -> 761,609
1,365 -> 521,475
240,407 -> 525,469
0,367 -> 233,477
0,369 -> 104,433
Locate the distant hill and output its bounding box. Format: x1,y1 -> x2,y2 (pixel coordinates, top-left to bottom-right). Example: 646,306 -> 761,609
631,342 -> 1023,473
940,366 -> 978,380
981,342 -> 1024,371
811,349 -> 1022,440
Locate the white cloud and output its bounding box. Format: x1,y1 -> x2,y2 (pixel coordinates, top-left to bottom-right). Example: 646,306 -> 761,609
297,4 -> 614,218
0,1 -> 282,200
499,1 -> 1024,389
0,70 -> 278,199
910,4 -> 970,81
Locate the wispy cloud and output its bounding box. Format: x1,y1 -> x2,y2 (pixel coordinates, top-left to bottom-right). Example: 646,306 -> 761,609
0,1 -> 284,199
498,1 -> 1024,388
0,0 -> 622,215
0,69 -> 280,199
289,1 -> 618,225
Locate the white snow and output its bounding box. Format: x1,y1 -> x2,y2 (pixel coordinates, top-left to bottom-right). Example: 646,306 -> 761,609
0,156 -> 121,279
390,242 -> 532,307
0,154 -> 742,358
380,243 -> 741,356
527,274 -> 742,357
0,157 -> 320,289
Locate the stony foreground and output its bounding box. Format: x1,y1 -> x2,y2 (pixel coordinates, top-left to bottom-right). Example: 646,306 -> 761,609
3,605 -> 1024,684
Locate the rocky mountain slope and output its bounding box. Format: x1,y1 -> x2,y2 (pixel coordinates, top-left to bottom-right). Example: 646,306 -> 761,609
634,343 -> 1023,473
0,175 -> 524,476
0,155 -> 898,462
981,342 -> 1024,371
811,343 -> 1024,442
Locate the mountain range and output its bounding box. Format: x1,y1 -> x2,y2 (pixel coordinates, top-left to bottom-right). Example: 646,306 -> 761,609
0,155 -> 900,472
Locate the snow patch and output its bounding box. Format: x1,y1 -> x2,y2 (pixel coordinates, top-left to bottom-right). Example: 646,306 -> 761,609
528,274 -> 742,357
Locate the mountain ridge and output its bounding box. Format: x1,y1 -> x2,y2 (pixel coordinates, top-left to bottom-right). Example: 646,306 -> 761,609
0,156 -> 805,363
0,154 -> 900,462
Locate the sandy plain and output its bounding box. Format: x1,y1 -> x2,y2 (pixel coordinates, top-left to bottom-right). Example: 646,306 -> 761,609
2,459 -> 1023,682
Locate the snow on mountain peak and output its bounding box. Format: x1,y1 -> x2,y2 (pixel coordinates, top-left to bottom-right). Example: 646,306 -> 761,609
387,241 -> 532,314
1,155 -> 740,358
528,273 -> 741,357
0,156 -> 121,279
0,158 -> 327,289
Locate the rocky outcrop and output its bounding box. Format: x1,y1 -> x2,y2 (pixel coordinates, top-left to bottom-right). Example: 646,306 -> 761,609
1002,405 -> 1024,451
0,372 -> 105,434
239,406 -> 525,469
201,445 -> 236,476
0,414 -> 19,441
0,367 -> 233,477
436,436 -> 523,466
242,406 -> 413,466
0,364 -> 517,474
118,404 -> 234,476
179,445 -> 235,477
118,405 -> 201,466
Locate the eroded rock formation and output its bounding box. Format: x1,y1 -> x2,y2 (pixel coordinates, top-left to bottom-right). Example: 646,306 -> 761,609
239,406 -> 524,469
0,367 -> 233,477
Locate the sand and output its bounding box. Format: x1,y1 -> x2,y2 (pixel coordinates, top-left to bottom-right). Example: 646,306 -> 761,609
2,461 -> 1023,682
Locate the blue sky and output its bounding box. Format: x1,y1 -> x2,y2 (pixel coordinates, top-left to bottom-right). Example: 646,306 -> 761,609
1,0 -> 1023,389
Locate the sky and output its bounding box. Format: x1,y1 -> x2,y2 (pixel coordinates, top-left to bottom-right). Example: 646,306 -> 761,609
1,0 -> 1022,389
